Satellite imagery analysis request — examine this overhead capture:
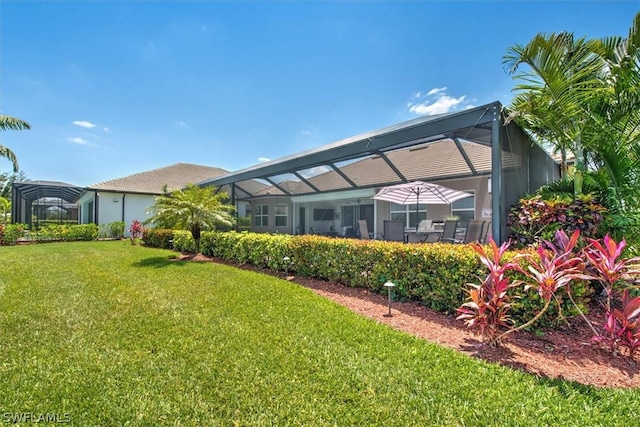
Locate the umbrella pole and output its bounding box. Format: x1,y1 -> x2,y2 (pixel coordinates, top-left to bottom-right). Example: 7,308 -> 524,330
416,192 -> 420,231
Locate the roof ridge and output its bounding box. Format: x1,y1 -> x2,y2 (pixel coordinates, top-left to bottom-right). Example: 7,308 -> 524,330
87,163 -> 229,193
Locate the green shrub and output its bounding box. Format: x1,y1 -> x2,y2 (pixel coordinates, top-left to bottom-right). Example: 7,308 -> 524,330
109,221 -> 125,238
68,224 -> 99,241
28,224 -> 98,242
172,230 -> 195,253
183,231 -> 596,326
142,228 -> 174,249
0,223 -> 27,245
98,221 -> 125,239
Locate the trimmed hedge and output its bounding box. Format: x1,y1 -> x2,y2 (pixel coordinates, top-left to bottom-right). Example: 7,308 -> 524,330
142,228 -> 175,249
171,231 -> 593,325
28,224 -> 99,242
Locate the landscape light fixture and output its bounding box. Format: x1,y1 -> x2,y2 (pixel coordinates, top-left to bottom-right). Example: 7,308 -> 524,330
383,281 -> 395,317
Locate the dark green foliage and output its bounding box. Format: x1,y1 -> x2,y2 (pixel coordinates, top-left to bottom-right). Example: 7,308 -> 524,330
142,228 -> 174,249
536,175 -> 640,253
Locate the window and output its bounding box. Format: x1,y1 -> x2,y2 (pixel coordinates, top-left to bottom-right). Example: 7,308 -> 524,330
451,192 -> 475,228
254,205 -> 268,227
390,203 -> 426,228
274,204 -> 288,227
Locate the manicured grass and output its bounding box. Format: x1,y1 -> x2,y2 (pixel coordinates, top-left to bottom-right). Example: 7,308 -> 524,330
1,241 -> 639,426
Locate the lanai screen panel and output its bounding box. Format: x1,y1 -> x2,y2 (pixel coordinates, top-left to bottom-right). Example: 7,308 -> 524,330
497,121 -> 537,238
298,165 -> 354,192
386,139 -> 481,181
335,155 -> 403,187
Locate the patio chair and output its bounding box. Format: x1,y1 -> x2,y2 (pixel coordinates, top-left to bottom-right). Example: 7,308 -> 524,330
438,219 -> 459,243
442,219 -> 484,244
383,220 -> 405,242
480,220 -> 491,243
423,232 -> 441,243
357,219 -> 382,240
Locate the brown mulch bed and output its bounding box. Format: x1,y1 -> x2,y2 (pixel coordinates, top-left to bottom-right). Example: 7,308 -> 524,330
177,253 -> 640,389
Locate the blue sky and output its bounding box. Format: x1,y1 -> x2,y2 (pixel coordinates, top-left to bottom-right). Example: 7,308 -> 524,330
1,1 -> 638,186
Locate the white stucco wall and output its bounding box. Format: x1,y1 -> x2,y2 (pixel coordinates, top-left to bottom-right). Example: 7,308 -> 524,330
77,191 -> 157,236
98,192 -> 125,225
123,193 -> 156,232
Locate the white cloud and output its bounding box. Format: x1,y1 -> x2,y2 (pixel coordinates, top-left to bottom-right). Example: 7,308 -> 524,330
300,130 -> 312,136
68,137 -> 88,145
407,88 -> 474,116
73,120 -> 96,129
103,127 -> 111,133
427,87 -> 447,96
175,121 -> 188,128
258,157 -> 271,162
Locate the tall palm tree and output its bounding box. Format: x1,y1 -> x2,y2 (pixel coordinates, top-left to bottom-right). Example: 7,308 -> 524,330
0,115 -> 30,173
503,32 -> 607,195
504,12 -> 640,241
503,12 -> 640,200
146,184 -> 236,253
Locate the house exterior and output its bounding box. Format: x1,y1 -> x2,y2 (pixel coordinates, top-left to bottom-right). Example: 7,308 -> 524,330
75,163 -> 230,236
201,101 -> 560,243
13,102 -> 560,243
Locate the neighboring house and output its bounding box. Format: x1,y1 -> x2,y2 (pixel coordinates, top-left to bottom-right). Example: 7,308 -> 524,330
76,163 -> 230,236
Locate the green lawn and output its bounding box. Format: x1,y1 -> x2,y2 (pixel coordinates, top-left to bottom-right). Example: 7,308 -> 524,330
1,241 -> 638,426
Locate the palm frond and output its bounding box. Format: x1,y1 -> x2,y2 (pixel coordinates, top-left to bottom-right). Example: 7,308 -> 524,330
0,115 -> 30,131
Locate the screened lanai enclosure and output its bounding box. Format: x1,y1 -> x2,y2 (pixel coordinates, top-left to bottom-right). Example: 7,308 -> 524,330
11,181 -> 83,227
200,101 -> 560,243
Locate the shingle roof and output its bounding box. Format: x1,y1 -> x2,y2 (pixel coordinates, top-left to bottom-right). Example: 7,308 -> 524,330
88,163 -> 228,194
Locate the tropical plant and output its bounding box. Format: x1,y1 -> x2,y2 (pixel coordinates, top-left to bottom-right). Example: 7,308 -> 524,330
0,196 -> 10,224
128,220 -> 143,244
594,289 -> 640,357
145,184 -> 235,253
458,231 -> 593,346
494,233 -> 592,345
583,235 -> 640,313
506,193 -> 606,248
503,12 -> 640,210
456,239 -> 523,345
0,115 -> 30,172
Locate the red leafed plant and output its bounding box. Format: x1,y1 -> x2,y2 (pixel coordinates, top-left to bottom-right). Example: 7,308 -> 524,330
492,230 -> 593,344
456,238 -> 523,345
584,234 -> 640,313
583,234 -> 640,357
129,220 -> 144,244
595,290 -> 640,357
458,231 -> 593,346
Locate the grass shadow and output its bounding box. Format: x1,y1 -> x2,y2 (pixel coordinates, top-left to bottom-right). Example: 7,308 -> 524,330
132,256 -> 188,268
